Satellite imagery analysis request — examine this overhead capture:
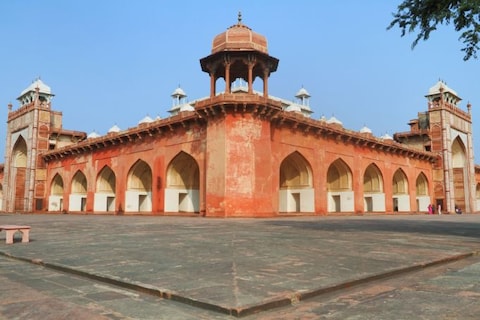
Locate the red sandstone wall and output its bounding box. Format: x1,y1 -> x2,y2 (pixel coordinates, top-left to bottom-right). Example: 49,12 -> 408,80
45,123 -> 206,214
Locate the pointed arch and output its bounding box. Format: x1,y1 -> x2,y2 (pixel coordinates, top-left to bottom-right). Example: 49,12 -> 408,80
0,183 -> 3,211
13,136 -> 28,168
12,136 -> 28,211
416,172 -> 429,196
363,163 -> 383,193
452,137 -> 466,168
452,137 -> 467,212
327,158 -> 352,191
125,159 -> 152,212
278,151 -> 314,213
68,170 -> 87,211
127,160 -> 152,192
393,169 -> 408,194
363,163 -> 385,212
51,174 -> 64,195
280,151 -> 312,188
97,166 -> 116,193
392,168 -> 410,212
327,158 -> 354,213
71,170 -> 87,194
94,166 -> 116,213
476,183 -> 480,212
48,174 -> 64,211
166,152 -> 199,189
165,152 -> 200,213
416,172 -> 431,212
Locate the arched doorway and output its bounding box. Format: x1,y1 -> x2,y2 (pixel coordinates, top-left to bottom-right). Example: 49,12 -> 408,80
476,183 -> 480,212
363,164 -> 385,212
416,172 -> 430,212
69,170 -> 87,211
165,152 -> 199,213
126,160 -> 152,212
48,174 -> 64,211
279,152 -> 314,212
0,184 -> 3,211
12,137 -> 28,211
452,137 -> 467,211
94,166 -> 116,213
392,169 -> 410,212
327,159 -> 353,212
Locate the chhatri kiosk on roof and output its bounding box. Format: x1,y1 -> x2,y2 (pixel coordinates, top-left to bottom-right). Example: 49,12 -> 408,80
1,14 -> 477,216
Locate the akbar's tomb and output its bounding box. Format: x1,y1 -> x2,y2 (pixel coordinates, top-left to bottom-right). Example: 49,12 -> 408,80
1,16 -> 478,216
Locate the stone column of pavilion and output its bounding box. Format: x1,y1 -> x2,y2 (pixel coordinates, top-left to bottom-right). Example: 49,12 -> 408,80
197,14 -> 282,217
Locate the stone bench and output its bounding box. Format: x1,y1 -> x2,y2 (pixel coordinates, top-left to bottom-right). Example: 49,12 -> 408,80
0,225 -> 31,244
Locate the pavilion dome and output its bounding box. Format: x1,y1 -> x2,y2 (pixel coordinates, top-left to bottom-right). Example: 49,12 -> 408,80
295,87 -> 310,98
427,80 -> 459,98
171,87 -> 186,98
211,13 -> 268,54
18,78 -> 52,98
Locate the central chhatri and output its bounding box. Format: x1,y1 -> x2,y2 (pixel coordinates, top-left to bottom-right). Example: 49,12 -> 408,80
211,12 -> 268,54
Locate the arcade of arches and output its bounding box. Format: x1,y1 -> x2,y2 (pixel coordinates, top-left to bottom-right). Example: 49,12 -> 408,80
43,149 -> 434,215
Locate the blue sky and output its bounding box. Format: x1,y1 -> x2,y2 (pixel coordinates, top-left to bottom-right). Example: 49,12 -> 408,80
1,1 -> 479,160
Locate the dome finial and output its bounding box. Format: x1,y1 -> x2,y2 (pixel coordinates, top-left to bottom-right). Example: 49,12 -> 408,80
238,11 -> 242,25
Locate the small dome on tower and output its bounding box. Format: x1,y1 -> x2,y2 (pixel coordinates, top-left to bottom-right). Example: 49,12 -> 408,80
285,104 -> 302,113
108,125 -> 120,133
381,133 -> 393,140
295,87 -> 310,98
428,80 -> 459,97
327,116 -> 343,126
360,126 -> 372,134
211,12 -> 268,54
179,104 -> 195,112
139,115 -> 153,125
171,87 -> 186,98
19,78 -> 52,97
87,131 -> 100,139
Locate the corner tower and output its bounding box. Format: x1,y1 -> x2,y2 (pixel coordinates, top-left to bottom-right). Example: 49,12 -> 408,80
426,81 -> 475,213
3,79 -> 55,212
196,14 -> 283,217
3,79 -> 85,212
394,80 -> 475,213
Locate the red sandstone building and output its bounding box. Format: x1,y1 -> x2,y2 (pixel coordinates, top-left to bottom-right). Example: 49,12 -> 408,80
1,18 -> 479,216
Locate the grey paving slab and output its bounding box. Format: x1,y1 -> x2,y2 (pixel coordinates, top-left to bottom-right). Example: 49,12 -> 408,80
0,213 -> 479,319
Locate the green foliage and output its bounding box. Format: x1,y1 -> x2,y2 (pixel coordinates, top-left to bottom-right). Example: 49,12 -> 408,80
388,0 -> 480,60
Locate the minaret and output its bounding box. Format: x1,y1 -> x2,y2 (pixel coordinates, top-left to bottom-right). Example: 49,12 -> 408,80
3,79 -> 55,212
426,80 -> 474,213
196,15 -> 282,216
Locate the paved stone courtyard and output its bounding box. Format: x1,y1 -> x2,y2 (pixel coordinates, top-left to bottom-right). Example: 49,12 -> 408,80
1,213 -> 480,319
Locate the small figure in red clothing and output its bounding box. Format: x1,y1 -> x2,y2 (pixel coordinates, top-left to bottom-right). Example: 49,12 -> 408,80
427,204 -> 433,215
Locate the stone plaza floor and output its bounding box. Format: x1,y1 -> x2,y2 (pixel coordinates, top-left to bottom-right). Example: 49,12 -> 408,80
0,213 -> 480,319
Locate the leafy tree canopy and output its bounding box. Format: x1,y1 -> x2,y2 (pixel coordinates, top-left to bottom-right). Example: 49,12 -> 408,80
388,0 -> 480,60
